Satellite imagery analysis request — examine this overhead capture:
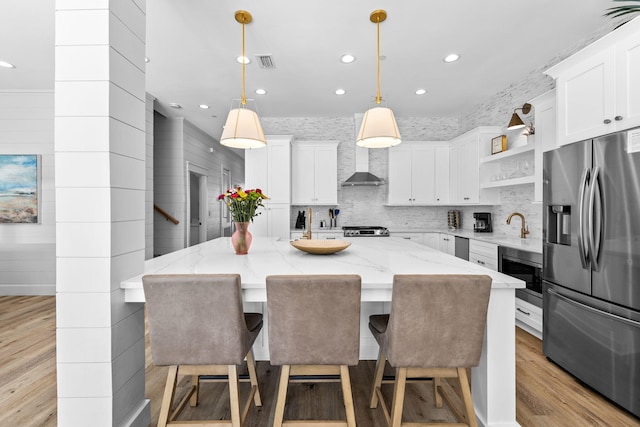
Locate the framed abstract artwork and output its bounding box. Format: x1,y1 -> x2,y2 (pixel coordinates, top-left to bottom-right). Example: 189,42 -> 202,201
0,155 -> 40,223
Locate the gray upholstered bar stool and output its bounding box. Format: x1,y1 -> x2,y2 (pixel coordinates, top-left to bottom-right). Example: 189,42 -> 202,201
143,274 -> 263,427
368,274 -> 492,427
266,274 -> 362,427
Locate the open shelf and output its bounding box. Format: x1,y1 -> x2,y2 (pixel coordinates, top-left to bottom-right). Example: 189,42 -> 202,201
481,175 -> 535,188
480,144 -> 535,164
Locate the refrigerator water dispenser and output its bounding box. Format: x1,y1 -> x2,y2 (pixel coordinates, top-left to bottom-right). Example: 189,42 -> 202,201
548,205 -> 571,245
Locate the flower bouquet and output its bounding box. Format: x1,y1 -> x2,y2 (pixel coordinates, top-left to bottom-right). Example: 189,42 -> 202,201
218,187 -> 268,254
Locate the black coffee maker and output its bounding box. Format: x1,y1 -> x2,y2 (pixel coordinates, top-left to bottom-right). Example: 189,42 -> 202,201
473,212 -> 492,232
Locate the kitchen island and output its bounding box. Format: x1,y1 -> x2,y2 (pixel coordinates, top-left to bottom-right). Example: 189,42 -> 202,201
122,236 -> 524,427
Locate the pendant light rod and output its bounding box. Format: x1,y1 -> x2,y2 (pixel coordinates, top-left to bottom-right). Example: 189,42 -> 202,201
235,10 -> 252,107
371,10 -> 387,105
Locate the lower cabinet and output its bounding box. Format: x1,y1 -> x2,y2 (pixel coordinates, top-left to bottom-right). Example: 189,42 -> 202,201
423,233 -> 440,250
290,230 -> 344,240
515,297 -> 543,339
393,233 -> 424,245
438,234 -> 455,255
469,239 -> 497,270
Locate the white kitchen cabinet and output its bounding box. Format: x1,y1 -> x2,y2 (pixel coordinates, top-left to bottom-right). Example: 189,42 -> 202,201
530,89 -> 556,202
387,141 -> 448,205
290,230 -> 344,240
546,17 -> 640,146
438,233 -> 455,255
245,135 -> 293,239
251,203 -> 290,240
515,297 -> 542,339
469,239 -> 497,271
291,141 -> 339,205
394,232 -> 424,245
423,232 -> 440,250
450,127 -> 501,204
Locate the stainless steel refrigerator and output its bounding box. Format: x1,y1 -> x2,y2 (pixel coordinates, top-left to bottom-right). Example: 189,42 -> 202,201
543,128 -> 640,417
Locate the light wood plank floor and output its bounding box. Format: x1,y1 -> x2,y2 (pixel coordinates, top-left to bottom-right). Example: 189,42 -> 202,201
1,296 -> 638,426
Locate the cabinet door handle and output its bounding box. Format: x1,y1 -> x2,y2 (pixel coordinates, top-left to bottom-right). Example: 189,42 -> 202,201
603,118 -> 612,124
615,115 -> 623,121
464,197 -> 470,201
516,307 -> 531,316
476,260 -> 485,265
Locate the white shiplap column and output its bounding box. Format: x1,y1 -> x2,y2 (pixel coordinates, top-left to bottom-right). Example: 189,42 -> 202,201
54,1 -> 149,426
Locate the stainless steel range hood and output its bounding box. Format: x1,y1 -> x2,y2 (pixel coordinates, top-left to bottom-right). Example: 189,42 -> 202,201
342,114 -> 385,186
342,145 -> 385,186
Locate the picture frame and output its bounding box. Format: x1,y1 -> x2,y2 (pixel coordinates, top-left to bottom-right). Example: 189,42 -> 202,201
491,135 -> 507,155
0,154 -> 40,223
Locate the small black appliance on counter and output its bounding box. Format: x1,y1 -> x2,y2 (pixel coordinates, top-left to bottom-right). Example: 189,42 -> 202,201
473,212 -> 492,232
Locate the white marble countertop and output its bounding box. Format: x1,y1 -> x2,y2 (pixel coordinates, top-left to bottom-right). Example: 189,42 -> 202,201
121,237 -> 524,302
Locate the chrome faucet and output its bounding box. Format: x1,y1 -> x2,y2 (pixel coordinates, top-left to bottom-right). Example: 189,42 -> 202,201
506,212 -> 530,239
301,208 -> 313,240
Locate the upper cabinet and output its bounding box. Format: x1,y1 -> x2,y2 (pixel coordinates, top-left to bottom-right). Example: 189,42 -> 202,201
387,141 -> 449,205
245,135 -> 292,203
546,17 -> 640,146
291,140 -> 339,205
450,126 -> 501,204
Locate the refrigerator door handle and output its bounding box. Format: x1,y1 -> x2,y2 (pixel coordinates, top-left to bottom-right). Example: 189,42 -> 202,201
588,167 -> 602,271
547,288 -> 640,328
577,167 -> 590,269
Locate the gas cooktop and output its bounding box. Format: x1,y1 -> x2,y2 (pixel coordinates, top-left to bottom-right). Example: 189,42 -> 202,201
342,226 -> 390,237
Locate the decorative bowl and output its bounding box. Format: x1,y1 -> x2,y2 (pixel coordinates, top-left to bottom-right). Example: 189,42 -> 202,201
290,239 -> 351,255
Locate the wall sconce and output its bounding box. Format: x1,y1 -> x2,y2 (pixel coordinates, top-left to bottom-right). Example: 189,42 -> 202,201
507,103 -> 532,130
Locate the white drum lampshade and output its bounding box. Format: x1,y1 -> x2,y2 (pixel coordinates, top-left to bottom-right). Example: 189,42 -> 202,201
220,108 -> 266,149
356,106 -> 401,148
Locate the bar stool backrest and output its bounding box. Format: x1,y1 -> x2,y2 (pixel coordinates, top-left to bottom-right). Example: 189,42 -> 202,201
385,274 -> 492,368
143,274 -> 253,366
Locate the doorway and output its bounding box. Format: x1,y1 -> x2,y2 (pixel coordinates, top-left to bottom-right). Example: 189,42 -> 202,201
186,162 -> 208,246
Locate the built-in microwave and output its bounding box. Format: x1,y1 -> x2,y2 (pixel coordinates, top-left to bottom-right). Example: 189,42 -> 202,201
498,246 -> 543,308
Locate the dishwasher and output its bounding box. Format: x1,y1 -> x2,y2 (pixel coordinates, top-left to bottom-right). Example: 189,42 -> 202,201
454,236 -> 469,261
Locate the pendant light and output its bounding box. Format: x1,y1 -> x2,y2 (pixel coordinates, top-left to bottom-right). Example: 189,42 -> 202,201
357,9 -> 401,148
220,10 -> 266,149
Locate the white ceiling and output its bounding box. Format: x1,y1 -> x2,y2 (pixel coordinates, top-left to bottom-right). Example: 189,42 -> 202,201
0,1 -> 623,141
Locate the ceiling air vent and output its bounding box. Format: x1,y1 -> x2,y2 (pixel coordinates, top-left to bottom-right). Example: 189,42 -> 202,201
255,54 -> 276,69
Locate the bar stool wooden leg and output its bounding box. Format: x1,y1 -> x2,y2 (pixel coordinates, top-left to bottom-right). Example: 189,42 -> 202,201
340,365 -> 357,427
370,350 -> 386,408
458,367 -> 478,427
189,375 -> 199,407
434,377 -> 443,408
273,364 -> 290,427
158,365 -> 178,427
390,367 -> 407,427
246,349 -> 262,407
228,364 -> 241,427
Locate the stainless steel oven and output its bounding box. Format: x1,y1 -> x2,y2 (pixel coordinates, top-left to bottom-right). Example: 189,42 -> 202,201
498,246 -> 543,308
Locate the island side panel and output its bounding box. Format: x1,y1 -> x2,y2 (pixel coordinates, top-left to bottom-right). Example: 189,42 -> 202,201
472,287 -> 519,427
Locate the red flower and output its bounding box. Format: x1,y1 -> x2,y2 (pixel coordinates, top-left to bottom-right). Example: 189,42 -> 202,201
217,194 -> 225,200
255,189 -> 262,194
231,193 -> 239,199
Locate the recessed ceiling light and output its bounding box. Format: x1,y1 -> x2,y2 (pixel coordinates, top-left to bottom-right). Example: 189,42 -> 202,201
255,89 -> 267,95
0,61 -> 15,68
335,89 -> 346,95
415,89 -> 427,95
169,103 -> 182,109
340,54 -> 356,64
199,104 -> 210,109
444,53 -> 460,63
236,56 -> 250,64
144,57 -> 150,63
